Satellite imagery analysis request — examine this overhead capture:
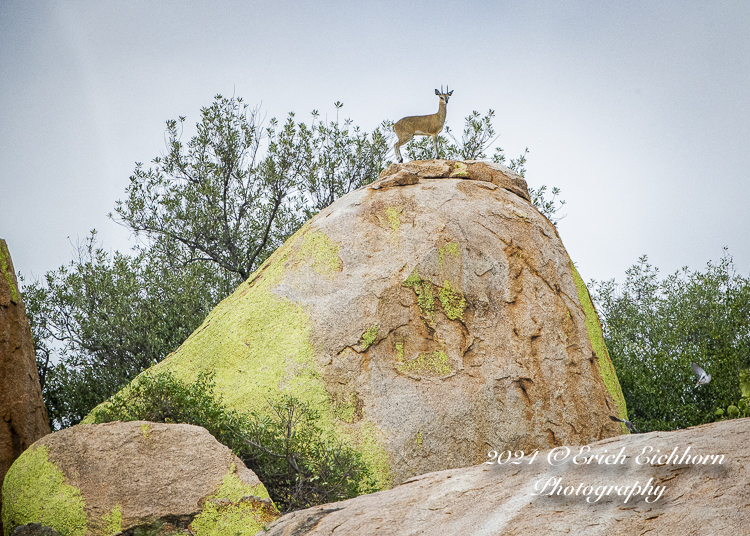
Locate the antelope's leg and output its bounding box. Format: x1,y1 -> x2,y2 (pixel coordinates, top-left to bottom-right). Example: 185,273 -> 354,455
395,132 -> 414,163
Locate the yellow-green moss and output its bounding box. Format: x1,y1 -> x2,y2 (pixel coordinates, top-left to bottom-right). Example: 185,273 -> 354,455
2,445 -> 87,536
140,423 -> 151,438
0,241 -> 19,303
102,505 -> 122,535
361,325 -> 379,350
190,466 -> 276,535
395,342 -> 404,360
297,229 -> 343,278
402,268 -> 420,287
398,350 -> 451,377
383,205 -> 403,233
438,281 -> 466,321
332,392 -> 357,423
403,269 -> 466,323
355,422 -> 392,492
402,268 -> 436,321
191,501 -> 269,536
570,263 -> 628,427
451,161 -> 469,178
438,241 -> 460,269
416,431 -> 423,446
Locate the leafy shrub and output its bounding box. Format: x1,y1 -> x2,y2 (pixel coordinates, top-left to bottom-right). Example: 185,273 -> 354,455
230,396 -> 378,511
715,368 -> 750,419
90,371 -> 375,512
593,252 -> 750,431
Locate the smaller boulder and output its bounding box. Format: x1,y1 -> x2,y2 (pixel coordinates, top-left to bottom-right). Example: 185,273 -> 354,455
2,421 -> 279,536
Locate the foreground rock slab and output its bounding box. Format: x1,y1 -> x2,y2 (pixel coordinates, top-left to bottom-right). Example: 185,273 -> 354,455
263,418 -> 748,536
0,239 -> 51,536
2,421 -> 278,536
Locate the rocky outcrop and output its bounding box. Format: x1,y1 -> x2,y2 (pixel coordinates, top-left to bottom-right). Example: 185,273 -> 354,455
264,418 -> 750,535
1,421 -> 279,536
0,240 -> 51,536
372,159 -> 531,202
86,160 -> 626,490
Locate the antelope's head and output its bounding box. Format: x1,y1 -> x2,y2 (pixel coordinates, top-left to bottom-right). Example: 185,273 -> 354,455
435,86 -> 454,105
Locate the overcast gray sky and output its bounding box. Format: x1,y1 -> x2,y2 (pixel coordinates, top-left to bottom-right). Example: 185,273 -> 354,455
2,1 -> 749,289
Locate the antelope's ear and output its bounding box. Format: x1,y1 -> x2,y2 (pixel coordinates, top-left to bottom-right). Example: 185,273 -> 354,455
435,89 -> 440,95
449,90 -> 454,95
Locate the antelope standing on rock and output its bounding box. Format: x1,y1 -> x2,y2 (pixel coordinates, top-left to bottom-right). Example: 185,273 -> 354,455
393,87 -> 453,163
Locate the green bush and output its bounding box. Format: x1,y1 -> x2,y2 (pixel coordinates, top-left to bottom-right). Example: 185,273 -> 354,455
716,368 -> 750,419
232,396 -> 378,511
593,253 -> 750,431
90,371 -> 376,512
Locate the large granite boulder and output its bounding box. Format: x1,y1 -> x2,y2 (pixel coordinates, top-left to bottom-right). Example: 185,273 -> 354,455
1,421 -> 278,536
0,240 -> 51,536
87,160 -> 626,489
263,418 -> 749,535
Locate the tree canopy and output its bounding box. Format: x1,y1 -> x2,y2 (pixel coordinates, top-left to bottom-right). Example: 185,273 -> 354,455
23,232 -> 222,427
592,251 -> 750,432
115,96 -> 391,281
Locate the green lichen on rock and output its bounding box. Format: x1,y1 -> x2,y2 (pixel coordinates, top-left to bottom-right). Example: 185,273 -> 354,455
438,281 -> 466,321
570,262 -> 628,425
415,431 -> 423,446
451,161 -> 469,178
297,229 -> 343,278
402,268 -> 421,288
403,269 -> 466,323
191,500 -> 271,536
332,392 -> 357,423
2,445 -> 86,536
397,350 -> 451,377
438,241 -> 460,269
0,240 -> 19,303
360,325 -> 379,350
383,205 -> 403,233
190,466 -> 277,535
402,268 -> 436,322
102,505 -> 122,536
354,421 -> 392,492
